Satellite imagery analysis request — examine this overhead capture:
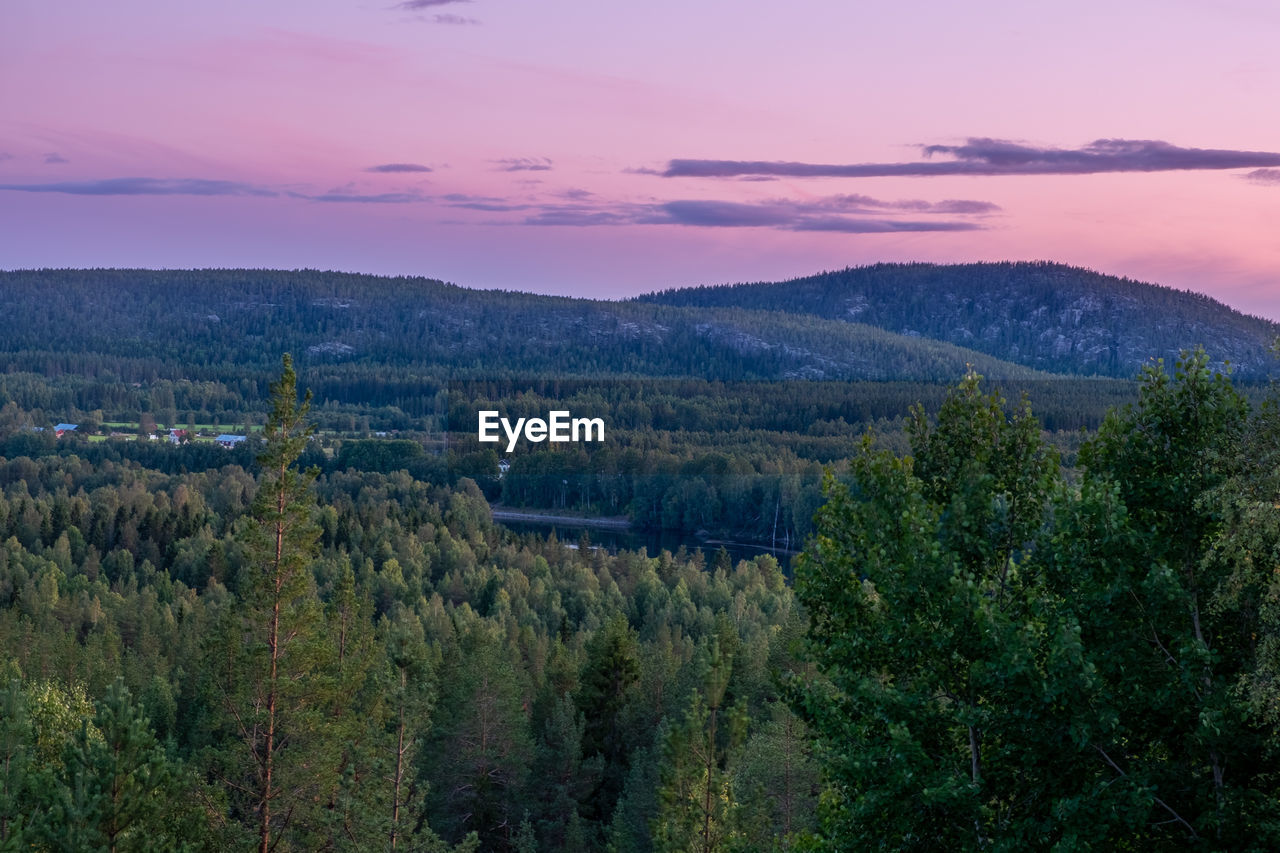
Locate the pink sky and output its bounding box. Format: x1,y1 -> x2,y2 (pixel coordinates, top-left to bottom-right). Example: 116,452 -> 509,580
3,0 -> 1280,316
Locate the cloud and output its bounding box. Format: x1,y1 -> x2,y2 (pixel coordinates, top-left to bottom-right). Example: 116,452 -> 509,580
394,0 -> 470,8
516,194 -> 991,233
309,190 -> 427,203
664,138 -> 1280,179
658,200 -> 793,228
0,152 -> 12,162
654,200 -> 982,232
0,173 -> 989,234
792,217 -> 981,233
365,163 -> 432,173
523,206 -> 646,227
44,152 -> 69,165
494,157 -> 553,172
442,192 -> 503,203
793,193 -> 999,215
0,177 -> 276,197
1244,168 -> 1280,185
392,1 -> 479,24
447,200 -> 533,211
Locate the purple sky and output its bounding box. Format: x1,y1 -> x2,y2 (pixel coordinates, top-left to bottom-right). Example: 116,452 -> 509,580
3,0 -> 1280,316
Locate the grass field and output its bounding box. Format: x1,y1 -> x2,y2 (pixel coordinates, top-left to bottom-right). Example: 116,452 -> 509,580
101,422 -> 263,433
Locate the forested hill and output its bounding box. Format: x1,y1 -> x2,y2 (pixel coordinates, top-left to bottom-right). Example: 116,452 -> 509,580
0,268 -> 1043,382
637,261 -> 1280,378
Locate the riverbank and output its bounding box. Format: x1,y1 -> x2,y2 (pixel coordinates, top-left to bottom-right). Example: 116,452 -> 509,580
491,507 -> 800,572
488,506 -> 633,530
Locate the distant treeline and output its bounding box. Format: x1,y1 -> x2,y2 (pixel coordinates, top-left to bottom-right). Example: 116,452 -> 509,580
1,372 -> 1150,547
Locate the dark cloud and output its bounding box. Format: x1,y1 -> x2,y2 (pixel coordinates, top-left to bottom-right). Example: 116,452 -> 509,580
394,0 -> 470,8
656,200 -> 981,232
447,200 -> 533,211
796,193 -> 1000,215
494,157 -> 553,172
365,163 -> 432,173
309,190 -> 426,203
0,177 -> 276,197
0,172 -> 988,235
523,206 -> 644,227
664,138 -> 1280,179
44,152 -> 69,165
659,200 -> 793,228
1244,168 -> 1280,185
623,166 -> 663,176
517,195 -> 989,234
442,192 -> 504,203
793,218 -> 981,233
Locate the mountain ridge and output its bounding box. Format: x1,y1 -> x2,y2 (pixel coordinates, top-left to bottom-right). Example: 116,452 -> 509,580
638,261 -> 1280,378
0,267 -> 1043,384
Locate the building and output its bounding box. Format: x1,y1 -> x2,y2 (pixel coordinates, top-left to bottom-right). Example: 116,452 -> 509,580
216,434 -> 247,449
54,423 -> 78,438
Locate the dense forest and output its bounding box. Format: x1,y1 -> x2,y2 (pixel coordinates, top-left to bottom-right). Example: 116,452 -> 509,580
4,265 -> 1280,849
1,373 -> 1153,548
0,269 -> 1044,390
4,350 -> 1280,849
639,261 -> 1280,378
6,265 -> 1269,546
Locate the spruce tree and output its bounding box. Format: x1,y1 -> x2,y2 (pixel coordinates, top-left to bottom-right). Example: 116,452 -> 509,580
206,354 -> 331,852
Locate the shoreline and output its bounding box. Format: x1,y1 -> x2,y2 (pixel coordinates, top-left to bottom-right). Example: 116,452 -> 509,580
489,506 -> 633,530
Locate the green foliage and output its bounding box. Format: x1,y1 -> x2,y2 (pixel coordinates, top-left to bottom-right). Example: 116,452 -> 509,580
41,678 -> 201,852
577,613 -> 642,823
793,353 -> 1280,850
0,678 -> 34,850
207,354 -> 336,851
652,641 -> 752,853
1066,349 -> 1272,848
0,357 -> 815,852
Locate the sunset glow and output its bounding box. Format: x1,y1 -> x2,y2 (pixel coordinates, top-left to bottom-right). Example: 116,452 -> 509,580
3,0 -> 1280,315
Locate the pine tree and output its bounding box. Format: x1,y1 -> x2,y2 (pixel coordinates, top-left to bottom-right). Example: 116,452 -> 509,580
382,610 -> 436,851
206,354 -> 331,851
0,678 -> 34,850
576,613 -> 640,824
43,678 -> 200,852
653,642 -> 744,853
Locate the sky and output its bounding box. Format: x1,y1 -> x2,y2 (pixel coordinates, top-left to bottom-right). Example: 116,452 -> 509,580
3,0 -> 1280,316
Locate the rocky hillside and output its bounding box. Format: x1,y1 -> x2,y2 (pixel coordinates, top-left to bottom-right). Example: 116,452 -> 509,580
638,262 -> 1280,378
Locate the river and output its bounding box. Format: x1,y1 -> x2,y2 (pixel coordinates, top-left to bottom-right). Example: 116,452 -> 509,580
493,515 -> 798,572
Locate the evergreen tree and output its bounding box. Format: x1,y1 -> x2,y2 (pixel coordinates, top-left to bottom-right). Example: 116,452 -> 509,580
0,678 -> 34,851
206,354 -> 332,852
653,642 -> 745,853
41,678 -> 200,853
382,610 -> 437,851
423,622 -> 532,851
576,613 -> 641,825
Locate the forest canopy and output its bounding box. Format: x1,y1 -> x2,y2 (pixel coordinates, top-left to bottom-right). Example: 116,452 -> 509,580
4,349 -> 1280,849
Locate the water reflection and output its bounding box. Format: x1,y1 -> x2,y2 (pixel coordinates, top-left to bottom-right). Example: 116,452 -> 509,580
495,518 -> 797,573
